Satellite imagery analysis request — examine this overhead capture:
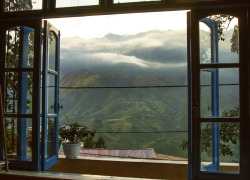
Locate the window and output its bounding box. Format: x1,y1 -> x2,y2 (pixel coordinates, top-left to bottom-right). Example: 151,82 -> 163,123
4,0 -> 42,11
56,0 -> 99,8
55,11 -> 188,161
189,8 -> 248,179
114,0 -> 161,3
0,1 -> 249,180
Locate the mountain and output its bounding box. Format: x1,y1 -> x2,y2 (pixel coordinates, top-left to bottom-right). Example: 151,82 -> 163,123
58,29 -> 239,160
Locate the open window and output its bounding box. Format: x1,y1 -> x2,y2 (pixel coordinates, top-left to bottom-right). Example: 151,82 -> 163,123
0,20 -> 60,171
188,8 -> 249,179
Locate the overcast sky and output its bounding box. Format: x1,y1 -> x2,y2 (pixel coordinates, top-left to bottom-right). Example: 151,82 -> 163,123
47,11 -> 188,39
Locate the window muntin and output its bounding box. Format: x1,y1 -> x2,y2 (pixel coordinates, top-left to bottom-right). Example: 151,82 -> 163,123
5,0 -> 42,12
56,0 -> 99,8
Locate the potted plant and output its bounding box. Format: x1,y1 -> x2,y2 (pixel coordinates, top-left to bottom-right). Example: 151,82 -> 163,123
59,122 -> 95,159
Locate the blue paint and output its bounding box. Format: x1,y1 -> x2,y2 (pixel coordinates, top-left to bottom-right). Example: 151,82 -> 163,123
200,18 -> 220,172
17,27 -> 33,161
41,21 -> 60,171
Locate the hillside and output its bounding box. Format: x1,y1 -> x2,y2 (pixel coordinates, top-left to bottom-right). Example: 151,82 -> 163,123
58,29 -> 239,160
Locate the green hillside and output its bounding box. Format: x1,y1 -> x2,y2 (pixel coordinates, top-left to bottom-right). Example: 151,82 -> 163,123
59,64 -> 189,158
58,29 -> 239,160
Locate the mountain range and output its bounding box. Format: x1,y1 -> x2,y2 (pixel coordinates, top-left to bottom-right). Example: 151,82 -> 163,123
58,29 -> 239,160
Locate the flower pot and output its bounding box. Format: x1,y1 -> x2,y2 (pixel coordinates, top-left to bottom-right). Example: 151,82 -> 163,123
63,143 -> 82,159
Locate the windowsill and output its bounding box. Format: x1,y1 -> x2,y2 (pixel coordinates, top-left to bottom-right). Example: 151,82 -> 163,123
58,155 -> 188,164
0,170 -> 155,180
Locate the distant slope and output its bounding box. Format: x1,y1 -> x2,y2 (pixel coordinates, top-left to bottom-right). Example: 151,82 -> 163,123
59,29 -> 239,158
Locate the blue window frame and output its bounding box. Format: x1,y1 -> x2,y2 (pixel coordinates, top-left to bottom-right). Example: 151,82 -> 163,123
0,20 -> 60,171
200,18 -> 219,172
41,20 -> 60,171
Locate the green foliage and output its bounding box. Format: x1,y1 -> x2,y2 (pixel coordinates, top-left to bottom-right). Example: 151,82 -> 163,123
180,106 -> 239,157
59,121 -> 106,148
84,137 -> 106,148
230,25 -> 239,54
5,0 -> 33,11
208,15 -> 235,42
48,119 -> 56,141
59,122 -> 95,143
5,119 -> 17,154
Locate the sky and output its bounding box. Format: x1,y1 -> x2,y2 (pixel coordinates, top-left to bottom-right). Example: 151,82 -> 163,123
47,11 -> 188,39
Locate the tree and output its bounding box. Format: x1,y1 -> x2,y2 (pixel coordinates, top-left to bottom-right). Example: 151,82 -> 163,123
5,0 -> 33,11
208,14 -> 238,54
180,106 -> 239,156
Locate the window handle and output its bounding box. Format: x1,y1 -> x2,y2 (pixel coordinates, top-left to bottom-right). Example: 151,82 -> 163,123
50,104 -> 63,110
59,104 -> 63,110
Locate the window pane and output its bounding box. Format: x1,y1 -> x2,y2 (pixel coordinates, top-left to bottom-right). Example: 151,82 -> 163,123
56,0 -> 99,8
200,122 -> 239,173
5,117 -> 32,161
5,72 -> 33,114
219,68 -> 239,117
219,122 -> 239,173
199,15 -> 239,64
47,118 -> 57,158
200,122 -> 213,170
48,74 -> 57,114
48,31 -> 57,71
200,68 -> 239,118
114,0 -> 161,3
5,0 -> 42,11
5,27 -> 34,68
200,70 -> 213,117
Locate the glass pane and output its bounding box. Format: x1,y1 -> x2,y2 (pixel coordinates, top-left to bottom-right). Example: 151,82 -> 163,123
200,122 -> 239,173
219,122 -> 239,173
201,122 -> 213,170
219,68 -> 239,117
26,118 -> 32,161
5,27 -> 34,68
47,118 -> 56,158
114,0 -> 161,3
47,74 -> 56,114
5,117 -> 17,160
56,0 -> 99,8
5,72 -> 33,114
200,70 -> 212,117
199,15 -> 239,64
5,0 -> 42,11
48,31 -> 57,71
5,117 -> 32,161
200,68 -> 239,118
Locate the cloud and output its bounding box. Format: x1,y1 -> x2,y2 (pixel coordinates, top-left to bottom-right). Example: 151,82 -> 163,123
60,29 -> 188,76
86,53 -> 148,67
